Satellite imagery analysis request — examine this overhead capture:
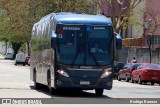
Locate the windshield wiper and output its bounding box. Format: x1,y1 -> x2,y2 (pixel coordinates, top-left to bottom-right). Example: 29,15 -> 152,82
71,47 -> 81,66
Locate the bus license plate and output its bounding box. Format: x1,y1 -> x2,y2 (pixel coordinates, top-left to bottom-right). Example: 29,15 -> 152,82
80,81 -> 90,85
152,77 -> 158,80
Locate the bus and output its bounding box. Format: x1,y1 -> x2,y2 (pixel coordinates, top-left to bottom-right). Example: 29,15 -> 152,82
30,12 -> 122,96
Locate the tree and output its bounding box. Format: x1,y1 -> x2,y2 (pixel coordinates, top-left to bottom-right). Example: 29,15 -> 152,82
0,0 -> 32,56
96,0 -> 143,33
0,0 -> 93,56
143,9 -> 160,63
95,0 -> 143,60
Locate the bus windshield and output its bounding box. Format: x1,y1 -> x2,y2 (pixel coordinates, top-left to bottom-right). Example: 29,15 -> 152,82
56,25 -> 113,66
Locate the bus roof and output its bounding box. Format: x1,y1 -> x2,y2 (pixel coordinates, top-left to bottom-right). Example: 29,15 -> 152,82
40,12 -> 112,25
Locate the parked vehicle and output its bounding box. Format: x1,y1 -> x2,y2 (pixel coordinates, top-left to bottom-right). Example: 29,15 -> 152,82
15,53 -> 26,66
131,63 -> 160,85
113,61 -> 125,79
118,63 -> 141,82
4,53 -> 13,60
25,56 -> 30,66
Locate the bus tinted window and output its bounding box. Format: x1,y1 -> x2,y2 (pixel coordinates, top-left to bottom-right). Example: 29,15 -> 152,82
56,25 -> 113,66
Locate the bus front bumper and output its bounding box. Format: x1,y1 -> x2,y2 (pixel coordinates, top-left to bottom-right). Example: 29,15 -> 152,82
55,76 -> 113,90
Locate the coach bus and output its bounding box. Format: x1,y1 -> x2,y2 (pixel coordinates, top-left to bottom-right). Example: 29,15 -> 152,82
30,12 -> 122,96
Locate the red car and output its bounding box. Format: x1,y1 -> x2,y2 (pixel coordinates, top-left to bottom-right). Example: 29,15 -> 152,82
118,63 -> 141,82
131,63 -> 160,85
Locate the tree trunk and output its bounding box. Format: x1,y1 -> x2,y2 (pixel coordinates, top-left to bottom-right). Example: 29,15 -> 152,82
4,41 -> 7,54
114,34 -> 118,61
149,46 -> 152,63
26,42 -> 30,56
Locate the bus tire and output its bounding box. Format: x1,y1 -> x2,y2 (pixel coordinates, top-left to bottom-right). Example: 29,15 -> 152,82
47,70 -> 54,95
33,69 -> 40,89
48,81 -> 54,95
95,89 -> 103,96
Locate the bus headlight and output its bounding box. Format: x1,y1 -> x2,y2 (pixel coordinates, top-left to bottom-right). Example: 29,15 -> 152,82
57,70 -> 69,77
100,69 -> 112,78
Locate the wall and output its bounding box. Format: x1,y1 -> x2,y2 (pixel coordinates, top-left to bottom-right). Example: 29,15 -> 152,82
121,47 -> 160,64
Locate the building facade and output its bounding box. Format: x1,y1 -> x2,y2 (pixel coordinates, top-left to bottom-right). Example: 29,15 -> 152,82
124,0 -> 160,48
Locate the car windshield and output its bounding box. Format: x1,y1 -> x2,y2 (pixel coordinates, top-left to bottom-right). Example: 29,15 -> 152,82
146,64 -> 160,70
56,25 -> 113,66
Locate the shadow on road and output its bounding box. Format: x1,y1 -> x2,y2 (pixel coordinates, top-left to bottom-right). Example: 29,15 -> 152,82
30,85 -> 111,98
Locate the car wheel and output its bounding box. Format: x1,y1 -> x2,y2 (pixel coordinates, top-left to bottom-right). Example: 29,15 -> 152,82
118,75 -> 121,81
138,76 -> 142,84
130,76 -> 134,83
95,89 -> 103,96
151,82 -> 154,85
15,62 -> 17,65
125,75 -> 129,82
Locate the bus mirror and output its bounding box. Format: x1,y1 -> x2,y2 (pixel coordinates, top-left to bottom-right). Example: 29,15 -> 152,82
51,31 -> 57,48
115,33 -> 122,50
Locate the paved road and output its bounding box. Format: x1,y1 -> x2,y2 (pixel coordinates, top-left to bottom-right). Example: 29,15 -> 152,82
0,55 -> 159,107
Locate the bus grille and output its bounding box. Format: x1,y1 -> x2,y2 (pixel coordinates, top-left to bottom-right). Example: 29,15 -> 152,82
68,69 -> 102,78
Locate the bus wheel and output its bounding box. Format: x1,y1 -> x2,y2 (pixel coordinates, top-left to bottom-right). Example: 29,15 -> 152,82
34,82 -> 41,90
95,89 -> 103,96
47,71 -> 54,95
33,70 -> 40,89
48,81 -> 55,95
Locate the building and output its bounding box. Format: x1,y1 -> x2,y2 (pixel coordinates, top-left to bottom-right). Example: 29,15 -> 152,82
95,0 -> 160,63
123,0 -> 160,48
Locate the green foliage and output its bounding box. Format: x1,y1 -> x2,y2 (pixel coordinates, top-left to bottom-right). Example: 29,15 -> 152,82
0,0 -> 93,44
19,43 -> 26,53
0,0 -> 93,56
11,42 -> 22,59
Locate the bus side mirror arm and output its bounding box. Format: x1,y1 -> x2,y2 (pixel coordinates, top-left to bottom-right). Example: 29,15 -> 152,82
114,32 -> 122,50
51,31 -> 57,49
